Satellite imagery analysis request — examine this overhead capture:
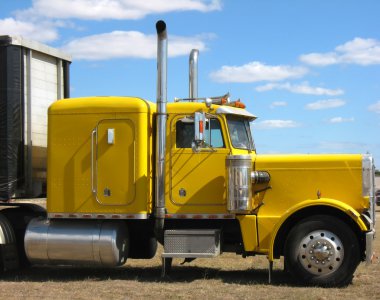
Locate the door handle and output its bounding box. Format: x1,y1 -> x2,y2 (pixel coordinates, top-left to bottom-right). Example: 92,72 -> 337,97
91,128 -> 98,195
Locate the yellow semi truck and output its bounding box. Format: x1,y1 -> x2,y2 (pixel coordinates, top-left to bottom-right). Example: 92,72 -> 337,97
0,21 -> 376,287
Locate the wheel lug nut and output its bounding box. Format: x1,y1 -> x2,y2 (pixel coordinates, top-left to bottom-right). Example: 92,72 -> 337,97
309,250 -> 313,254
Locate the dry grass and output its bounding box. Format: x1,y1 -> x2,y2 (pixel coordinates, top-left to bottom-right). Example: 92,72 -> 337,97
1,211 -> 379,299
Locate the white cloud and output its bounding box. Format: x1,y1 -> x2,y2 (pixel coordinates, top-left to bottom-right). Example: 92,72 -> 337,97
300,37 -> 380,66
3,0 -> 220,44
328,117 -> 354,123
299,52 -> 338,66
17,0 -> 221,20
368,101 -> 380,114
210,61 -> 308,83
305,99 -> 346,110
256,82 -> 344,96
270,101 -> 287,109
0,17 -> 58,42
61,31 -> 209,60
254,120 -> 300,129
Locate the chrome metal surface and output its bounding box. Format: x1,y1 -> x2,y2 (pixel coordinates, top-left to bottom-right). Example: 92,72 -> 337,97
189,49 -> 199,99
251,171 -> 271,184
164,213 -> 235,219
25,49 -> 33,196
47,212 -> 148,219
366,230 -> 375,265
24,218 -> 129,266
226,155 -> 253,213
362,154 -> 376,225
298,230 -> 344,275
194,111 -> 205,145
155,20 -> 168,223
107,128 -> 115,144
162,229 -> 221,258
91,128 -> 97,195
174,93 -> 229,103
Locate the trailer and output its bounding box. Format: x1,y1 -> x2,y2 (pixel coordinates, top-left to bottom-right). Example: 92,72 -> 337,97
0,36 -> 71,200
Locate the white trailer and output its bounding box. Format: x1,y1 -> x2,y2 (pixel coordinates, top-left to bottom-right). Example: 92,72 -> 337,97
0,36 -> 71,200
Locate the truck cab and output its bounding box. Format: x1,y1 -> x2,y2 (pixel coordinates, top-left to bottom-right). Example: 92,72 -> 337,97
0,20 -> 375,288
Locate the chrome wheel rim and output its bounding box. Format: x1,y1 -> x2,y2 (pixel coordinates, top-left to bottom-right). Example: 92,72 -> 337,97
298,230 -> 344,275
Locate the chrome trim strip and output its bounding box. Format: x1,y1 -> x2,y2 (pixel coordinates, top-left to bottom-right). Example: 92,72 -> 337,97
48,213 -> 149,220
91,128 -> 97,195
165,213 -> 235,219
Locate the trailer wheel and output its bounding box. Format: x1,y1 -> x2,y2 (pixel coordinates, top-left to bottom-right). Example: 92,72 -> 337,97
0,213 -> 19,271
284,215 -> 360,287
0,208 -> 43,268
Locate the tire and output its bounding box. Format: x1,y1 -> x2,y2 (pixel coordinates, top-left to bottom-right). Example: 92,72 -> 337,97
0,213 -> 19,271
1,208 -> 42,268
284,215 -> 360,287
129,236 -> 158,259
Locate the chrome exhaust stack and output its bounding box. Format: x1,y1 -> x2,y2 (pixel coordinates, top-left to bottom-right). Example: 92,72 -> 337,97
154,20 -> 168,243
189,49 -> 199,99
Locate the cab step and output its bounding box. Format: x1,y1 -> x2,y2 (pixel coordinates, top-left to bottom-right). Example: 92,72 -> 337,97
161,229 -> 221,277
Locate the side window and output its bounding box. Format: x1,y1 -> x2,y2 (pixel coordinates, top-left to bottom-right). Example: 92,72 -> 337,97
176,120 -> 194,148
176,117 -> 225,149
205,119 -> 225,148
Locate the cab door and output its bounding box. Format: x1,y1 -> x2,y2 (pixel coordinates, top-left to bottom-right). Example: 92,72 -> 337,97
169,115 -> 229,213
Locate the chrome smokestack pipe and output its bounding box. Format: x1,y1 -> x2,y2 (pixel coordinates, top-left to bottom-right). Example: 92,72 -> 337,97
189,49 -> 199,99
154,20 -> 167,243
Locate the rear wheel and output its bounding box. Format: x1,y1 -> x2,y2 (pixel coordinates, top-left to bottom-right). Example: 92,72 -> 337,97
129,236 -> 157,259
284,215 -> 360,287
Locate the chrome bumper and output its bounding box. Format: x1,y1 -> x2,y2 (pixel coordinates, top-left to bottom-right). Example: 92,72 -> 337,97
366,229 -> 376,265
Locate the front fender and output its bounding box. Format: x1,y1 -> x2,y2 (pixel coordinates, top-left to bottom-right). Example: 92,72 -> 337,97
267,198 -> 368,261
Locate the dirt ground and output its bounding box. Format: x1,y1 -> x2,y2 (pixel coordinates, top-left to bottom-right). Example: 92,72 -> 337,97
0,210 -> 379,299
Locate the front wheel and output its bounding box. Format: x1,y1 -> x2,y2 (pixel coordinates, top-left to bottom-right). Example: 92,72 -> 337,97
284,215 -> 360,287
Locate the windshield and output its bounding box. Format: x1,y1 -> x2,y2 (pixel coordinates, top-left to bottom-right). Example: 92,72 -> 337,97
226,115 -> 255,151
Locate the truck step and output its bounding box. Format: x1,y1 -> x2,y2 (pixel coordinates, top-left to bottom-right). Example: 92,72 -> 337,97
162,229 -> 221,258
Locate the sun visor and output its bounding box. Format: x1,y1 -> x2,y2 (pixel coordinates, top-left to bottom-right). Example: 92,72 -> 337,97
216,106 -> 257,120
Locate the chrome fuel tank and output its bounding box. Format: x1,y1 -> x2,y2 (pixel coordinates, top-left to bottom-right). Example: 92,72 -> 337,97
24,218 -> 128,266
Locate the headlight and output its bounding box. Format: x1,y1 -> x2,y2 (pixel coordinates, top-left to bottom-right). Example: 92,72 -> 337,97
226,155 -> 252,213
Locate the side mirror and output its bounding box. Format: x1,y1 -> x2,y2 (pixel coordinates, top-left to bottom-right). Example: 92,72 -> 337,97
193,112 -> 205,150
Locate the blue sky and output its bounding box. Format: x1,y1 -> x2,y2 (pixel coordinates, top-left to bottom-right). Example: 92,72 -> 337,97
1,0 -> 380,164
